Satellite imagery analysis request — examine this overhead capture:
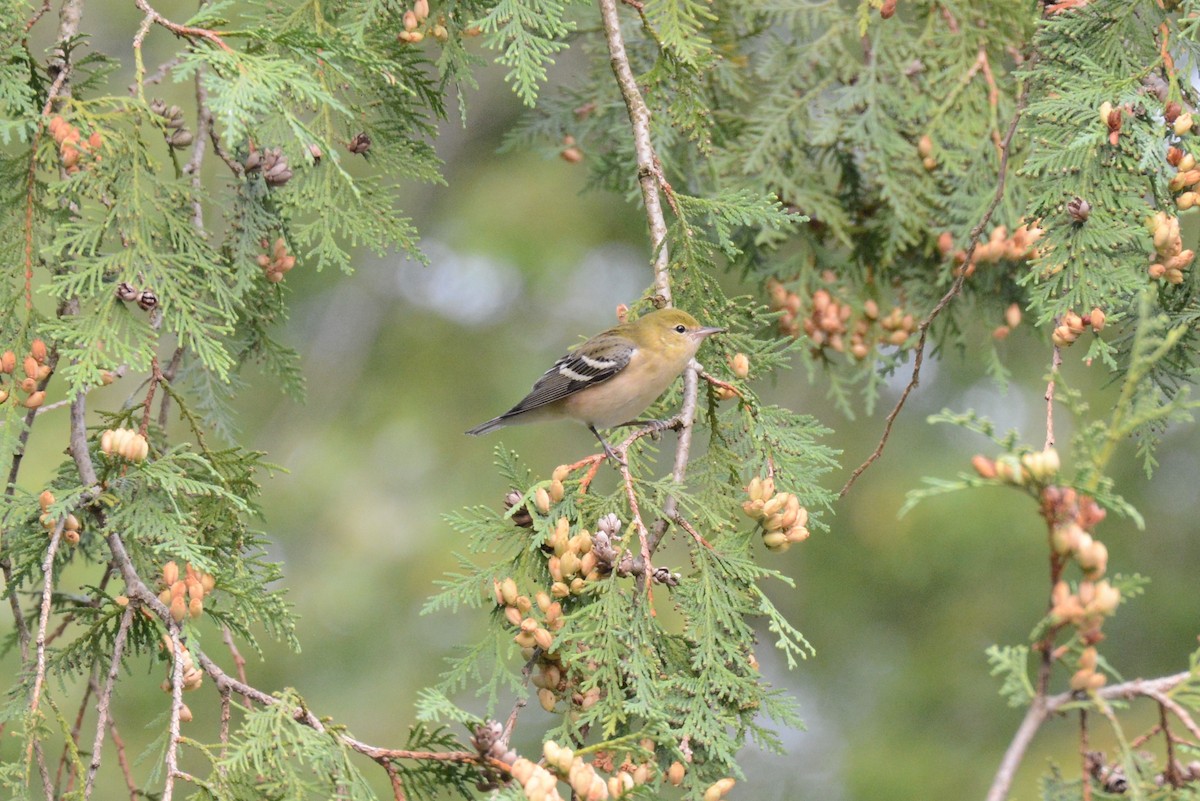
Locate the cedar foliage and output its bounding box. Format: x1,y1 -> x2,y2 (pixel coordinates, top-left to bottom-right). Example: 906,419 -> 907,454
2,1 -> 1200,800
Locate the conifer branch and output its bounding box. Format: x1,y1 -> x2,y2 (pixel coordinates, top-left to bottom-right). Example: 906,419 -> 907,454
841,77 -> 1030,499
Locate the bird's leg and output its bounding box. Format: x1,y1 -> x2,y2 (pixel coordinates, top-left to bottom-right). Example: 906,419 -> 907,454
589,425 -> 625,466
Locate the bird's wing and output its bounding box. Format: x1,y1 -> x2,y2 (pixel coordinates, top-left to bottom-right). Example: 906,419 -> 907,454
499,335 -> 634,416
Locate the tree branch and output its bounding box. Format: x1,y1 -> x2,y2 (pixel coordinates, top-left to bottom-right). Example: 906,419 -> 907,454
841,78 -> 1030,499
133,0 -> 233,54
84,604 -> 135,800
986,671 -> 1195,801
597,0 -> 671,304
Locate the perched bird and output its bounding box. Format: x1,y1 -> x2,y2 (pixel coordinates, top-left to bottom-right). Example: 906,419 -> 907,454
466,308 -> 725,460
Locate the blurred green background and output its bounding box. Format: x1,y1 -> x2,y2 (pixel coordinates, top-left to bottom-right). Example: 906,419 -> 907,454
7,4 -> 1200,800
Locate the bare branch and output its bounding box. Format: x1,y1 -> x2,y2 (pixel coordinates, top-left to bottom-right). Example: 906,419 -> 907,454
222,625 -> 253,709
597,0 -> 671,303
84,604 -> 135,800
162,628 -> 187,801
133,0 -> 233,54
986,671 -> 1195,801
841,79 -> 1030,499
27,523 -> 65,800
1044,343 -> 1063,451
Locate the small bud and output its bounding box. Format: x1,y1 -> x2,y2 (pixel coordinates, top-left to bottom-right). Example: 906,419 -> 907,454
1166,101 -> 1183,124
534,627 -> 554,650
1176,112 -> 1194,136
347,132 -> 372,155
730,352 -> 750,379
0,351 -> 14,373
403,10 -> 419,30
538,687 -> 557,712
1004,303 -> 1022,329
762,530 -> 789,551
917,134 -> 933,158
137,290 -> 158,311
667,762 -> 685,786
936,231 -> 954,256
1066,197 -> 1091,222
1089,308 -> 1106,331
500,577 -> 518,606
23,391 -> 45,409
535,487 -> 551,514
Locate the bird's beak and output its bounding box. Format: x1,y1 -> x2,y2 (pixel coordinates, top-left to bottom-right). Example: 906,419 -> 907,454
695,326 -> 726,338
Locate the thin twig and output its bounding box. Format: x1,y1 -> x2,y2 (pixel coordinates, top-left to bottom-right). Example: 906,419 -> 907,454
381,758 -> 407,801
106,716 -> 138,801
157,346 -> 186,429
1045,343 -> 1063,450
649,364 -> 703,556
133,0 -> 233,53
222,625 -> 253,708
24,0 -> 52,32
841,80 -> 1030,499
162,628 -> 186,801
1159,700 -> 1181,786
1080,709 -> 1092,801
1145,687 -> 1200,744
185,57 -> 212,230
57,673 -> 94,795
27,522 -> 65,799
84,604 -> 134,800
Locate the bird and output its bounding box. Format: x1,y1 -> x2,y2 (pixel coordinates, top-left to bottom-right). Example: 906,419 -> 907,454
466,308 -> 725,461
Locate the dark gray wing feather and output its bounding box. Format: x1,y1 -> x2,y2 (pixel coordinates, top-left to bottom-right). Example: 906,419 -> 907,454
499,342 -> 632,416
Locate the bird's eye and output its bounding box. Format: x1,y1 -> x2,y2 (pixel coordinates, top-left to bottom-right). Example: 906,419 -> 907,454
674,324 -> 687,333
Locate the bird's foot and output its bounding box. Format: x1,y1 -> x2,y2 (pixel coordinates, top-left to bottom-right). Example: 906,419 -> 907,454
623,417 -> 680,441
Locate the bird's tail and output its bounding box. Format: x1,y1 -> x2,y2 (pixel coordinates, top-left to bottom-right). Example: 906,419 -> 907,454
465,417 -> 506,436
